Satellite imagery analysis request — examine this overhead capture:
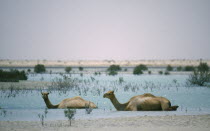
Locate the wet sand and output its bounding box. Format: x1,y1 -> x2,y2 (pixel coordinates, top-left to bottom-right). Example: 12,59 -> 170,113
0,115 -> 210,131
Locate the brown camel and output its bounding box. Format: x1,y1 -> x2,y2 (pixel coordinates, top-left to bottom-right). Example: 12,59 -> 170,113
41,92 -> 97,109
103,91 -> 178,111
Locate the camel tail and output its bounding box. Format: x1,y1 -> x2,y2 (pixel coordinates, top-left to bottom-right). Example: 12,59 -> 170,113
171,106 -> 179,111
166,105 -> 179,111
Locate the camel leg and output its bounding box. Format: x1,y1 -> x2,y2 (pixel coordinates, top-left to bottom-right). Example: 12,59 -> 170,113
161,102 -> 171,111
125,105 -> 138,111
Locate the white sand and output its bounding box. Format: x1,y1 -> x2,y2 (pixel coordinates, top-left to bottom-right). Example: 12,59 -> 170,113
1,59 -> 210,67
0,115 -> 210,131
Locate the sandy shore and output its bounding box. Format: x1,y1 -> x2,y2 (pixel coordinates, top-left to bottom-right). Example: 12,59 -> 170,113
1,59 -> 210,67
0,115 -> 210,131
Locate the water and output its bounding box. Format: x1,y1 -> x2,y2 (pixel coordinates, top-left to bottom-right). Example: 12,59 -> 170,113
1,74 -> 210,121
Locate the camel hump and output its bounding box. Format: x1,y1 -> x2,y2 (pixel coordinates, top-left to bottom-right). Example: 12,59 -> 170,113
143,93 -> 155,97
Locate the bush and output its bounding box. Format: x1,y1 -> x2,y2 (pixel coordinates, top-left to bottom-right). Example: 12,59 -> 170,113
166,65 -> 173,71
176,66 -> 182,71
65,66 -> 72,73
148,70 -> 152,74
198,62 -> 209,72
107,65 -> 121,76
34,64 -> 46,73
133,64 -> 148,75
184,66 -> 195,71
158,71 -> 163,75
0,69 -> 27,82
108,70 -> 118,76
78,67 -> 83,71
187,62 -> 210,86
107,65 -> 121,72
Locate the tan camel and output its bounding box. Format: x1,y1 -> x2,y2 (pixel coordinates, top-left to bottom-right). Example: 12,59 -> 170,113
103,91 -> 178,111
41,92 -> 97,109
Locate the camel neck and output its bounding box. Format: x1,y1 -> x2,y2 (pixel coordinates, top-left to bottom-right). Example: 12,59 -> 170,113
43,96 -> 58,109
110,95 -> 128,111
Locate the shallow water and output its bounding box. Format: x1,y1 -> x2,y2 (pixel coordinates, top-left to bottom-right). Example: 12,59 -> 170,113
1,74 -> 210,121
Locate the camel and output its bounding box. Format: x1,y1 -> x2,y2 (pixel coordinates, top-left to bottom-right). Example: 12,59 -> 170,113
103,91 -> 178,111
41,92 -> 97,109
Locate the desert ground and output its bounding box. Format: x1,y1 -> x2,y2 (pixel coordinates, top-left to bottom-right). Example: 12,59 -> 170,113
0,115 -> 210,131
0,59 -> 210,67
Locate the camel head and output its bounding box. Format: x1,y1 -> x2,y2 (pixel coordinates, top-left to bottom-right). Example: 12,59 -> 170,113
103,90 -> 115,99
41,92 -> 49,99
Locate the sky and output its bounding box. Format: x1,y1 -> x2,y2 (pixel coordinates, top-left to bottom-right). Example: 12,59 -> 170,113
0,0 -> 210,60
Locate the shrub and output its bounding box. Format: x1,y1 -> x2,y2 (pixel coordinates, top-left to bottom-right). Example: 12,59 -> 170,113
107,65 -> 121,72
158,71 -> 163,75
34,64 -> 46,73
184,66 -> 195,71
78,67 -> 83,71
148,70 -> 152,74
187,62 -> 210,86
198,62 -> 209,72
64,108 -> 76,126
65,66 -> 72,73
0,69 -> 27,82
176,66 -> 182,71
133,64 -> 147,75
107,65 -> 121,76
166,65 -> 173,71
108,70 -> 118,76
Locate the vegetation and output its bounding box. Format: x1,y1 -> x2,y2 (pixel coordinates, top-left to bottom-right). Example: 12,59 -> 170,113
78,67 -> 83,71
158,71 -> 163,75
166,65 -> 173,71
187,62 -> 210,86
34,64 -> 46,73
148,70 -> 152,74
27,68 -> 31,73
64,108 -> 76,126
0,69 -> 27,82
65,66 -> 72,73
107,65 -> 121,72
133,64 -> 148,75
107,65 -> 121,76
176,66 -> 182,71
184,65 -> 195,71
85,102 -> 93,114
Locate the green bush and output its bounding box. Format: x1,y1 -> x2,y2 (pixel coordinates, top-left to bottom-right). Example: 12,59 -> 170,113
0,69 -> 27,82
65,66 -> 72,73
148,70 -> 152,74
184,66 -> 195,71
78,67 -> 83,71
166,65 -> 173,71
133,64 -> 148,75
198,62 -> 209,72
107,65 -> 121,76
159,71 -> 163,75
176,66 -> 182,71
108,70 -> 118,76
107,65 -> 121,72
34,64 -> 46,73
187,62 -> 210,86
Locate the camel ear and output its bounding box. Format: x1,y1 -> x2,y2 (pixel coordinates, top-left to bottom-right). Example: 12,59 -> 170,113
46,93 -> 49,95
110,91 -> 114,94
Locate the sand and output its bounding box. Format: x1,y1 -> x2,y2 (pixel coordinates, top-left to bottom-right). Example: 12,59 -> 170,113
1,59 -> 210,67
0,115 -> 210,131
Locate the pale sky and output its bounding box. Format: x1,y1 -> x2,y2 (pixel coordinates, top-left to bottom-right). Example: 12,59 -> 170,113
0,0 -> 210,60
